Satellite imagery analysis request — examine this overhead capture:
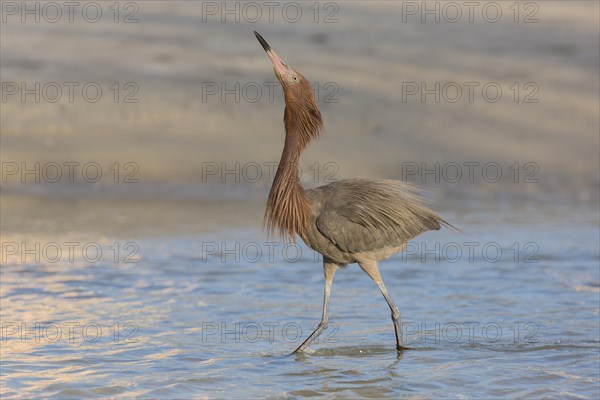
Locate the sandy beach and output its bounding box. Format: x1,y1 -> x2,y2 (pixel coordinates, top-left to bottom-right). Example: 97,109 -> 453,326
2,2 -> 599,238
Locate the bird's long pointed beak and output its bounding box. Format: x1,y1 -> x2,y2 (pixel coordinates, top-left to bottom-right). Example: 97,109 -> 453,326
254,31 -> 288,75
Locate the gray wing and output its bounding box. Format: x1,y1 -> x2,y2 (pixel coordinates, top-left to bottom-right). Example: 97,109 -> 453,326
308,179 -> 443,253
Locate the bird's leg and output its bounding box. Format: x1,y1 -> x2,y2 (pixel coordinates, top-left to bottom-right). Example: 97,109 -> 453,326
376,280 -> 410,353
359,260 -> 410,353
293,262 -> 338,353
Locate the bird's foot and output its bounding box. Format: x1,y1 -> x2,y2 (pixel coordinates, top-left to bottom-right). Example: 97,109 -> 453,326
396,345 -> 412,353
291,347 -> 313,357
291,345 -> 308,355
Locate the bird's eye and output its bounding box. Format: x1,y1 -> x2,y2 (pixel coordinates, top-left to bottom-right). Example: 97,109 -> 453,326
292,76 -> 298,82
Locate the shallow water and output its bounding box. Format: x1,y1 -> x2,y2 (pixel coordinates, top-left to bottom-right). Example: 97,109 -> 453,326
1,202 -> 599,399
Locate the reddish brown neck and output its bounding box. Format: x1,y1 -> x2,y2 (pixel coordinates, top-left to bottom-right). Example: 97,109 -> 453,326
264,127 -> 310,241
264,93 -> 322,241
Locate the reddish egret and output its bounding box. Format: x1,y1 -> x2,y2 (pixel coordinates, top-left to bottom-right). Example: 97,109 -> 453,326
254,31 -> 451,353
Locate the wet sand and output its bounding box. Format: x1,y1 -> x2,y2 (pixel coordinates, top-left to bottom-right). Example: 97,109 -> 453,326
1,2 -> 599,216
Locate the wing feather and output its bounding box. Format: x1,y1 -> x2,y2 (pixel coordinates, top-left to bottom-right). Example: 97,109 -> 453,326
309,179 -> 443,253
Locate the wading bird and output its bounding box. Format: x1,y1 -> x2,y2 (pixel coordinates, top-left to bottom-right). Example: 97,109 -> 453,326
254,31 -> 451,353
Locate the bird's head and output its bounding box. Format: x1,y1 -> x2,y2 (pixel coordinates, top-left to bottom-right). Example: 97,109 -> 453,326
254,31 -> 305,89
254,31 -> 322,141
